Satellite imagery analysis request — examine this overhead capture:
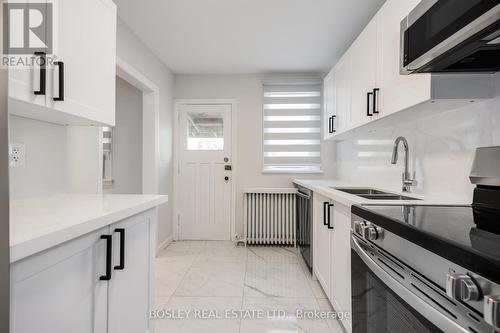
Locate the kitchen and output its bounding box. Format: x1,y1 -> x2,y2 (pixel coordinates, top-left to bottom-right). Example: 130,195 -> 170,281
1,0 -> 500,332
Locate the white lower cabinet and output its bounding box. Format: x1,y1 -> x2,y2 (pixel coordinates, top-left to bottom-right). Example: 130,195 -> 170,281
313,193 -> 352,332
10,209 -> 156,333
313,193 -> 332,296
329,203 -> 352,332
108,212 -> 154,333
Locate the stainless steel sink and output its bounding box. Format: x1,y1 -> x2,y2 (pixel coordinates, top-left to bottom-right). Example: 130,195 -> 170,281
358,194 -> 421,201
331,187 -> 421,201
330,187 -> 390,195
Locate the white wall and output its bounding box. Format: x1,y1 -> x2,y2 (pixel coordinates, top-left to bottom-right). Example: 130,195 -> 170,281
174,74 -> 336,236
8,115 -> 67,199
334,73 -> 500,202
106,77 -> 143,194
116,19 -> 175,245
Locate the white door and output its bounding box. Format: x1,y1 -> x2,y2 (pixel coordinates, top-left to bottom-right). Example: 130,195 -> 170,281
178,104 -> 232,240
10,228 -> 108,333
108,212 -> 152,333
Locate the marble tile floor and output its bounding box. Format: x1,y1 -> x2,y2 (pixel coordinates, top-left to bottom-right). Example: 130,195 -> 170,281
152,241 -> 346,333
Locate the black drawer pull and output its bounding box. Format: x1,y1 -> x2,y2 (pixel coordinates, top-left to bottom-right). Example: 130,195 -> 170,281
34,52 -> 46,95
53,61 -> 64,101
100,235 -> 112,281
114,228 -> 125,270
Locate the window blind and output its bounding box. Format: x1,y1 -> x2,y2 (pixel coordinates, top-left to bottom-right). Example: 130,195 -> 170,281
262,80 -> 322,173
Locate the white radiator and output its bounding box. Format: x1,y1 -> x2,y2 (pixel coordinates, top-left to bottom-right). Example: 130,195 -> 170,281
243,188 -> 297,246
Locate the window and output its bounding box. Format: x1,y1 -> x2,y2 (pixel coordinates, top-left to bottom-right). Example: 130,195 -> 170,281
262,80 -> 322,173
187,111 -> 224,150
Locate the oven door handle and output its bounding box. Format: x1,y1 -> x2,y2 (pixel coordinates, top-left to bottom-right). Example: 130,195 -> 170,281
351,235 -> 469,333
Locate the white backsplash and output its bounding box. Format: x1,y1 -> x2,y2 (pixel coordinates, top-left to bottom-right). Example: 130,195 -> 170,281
334,74 -> 500,202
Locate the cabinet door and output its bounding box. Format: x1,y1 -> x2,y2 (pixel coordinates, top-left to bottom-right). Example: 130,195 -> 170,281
330,203 -> 352,332
108,210 -> 155,333
323,70 -> 335,140
10,228 -> 109,333
48,0 -> 116,125
313,194 -> 331,295
376,0 -> 431,117
349,16 -> 377,127
8,1 -> 49,107
333,51 -> 352,134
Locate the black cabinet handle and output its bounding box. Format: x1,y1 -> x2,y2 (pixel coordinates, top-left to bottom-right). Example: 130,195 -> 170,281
100,235 -> 112,281
327,204 -> 334,229
328,116 -> 332,134
373,88 -> 379,114
323,202 -> 329,226
329,115 -> 336,134
367,92 -> 373,116
53,61 -> 64,101
114,228 -> 125,270
34,52 -> 46,95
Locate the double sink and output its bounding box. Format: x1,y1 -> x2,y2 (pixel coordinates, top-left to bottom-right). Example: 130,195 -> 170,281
331,187 -> 421,201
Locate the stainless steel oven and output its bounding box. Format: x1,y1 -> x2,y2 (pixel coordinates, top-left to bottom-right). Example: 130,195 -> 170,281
296,186 -> 312,272
401,0 -> 500,74
350,211 -> 500,333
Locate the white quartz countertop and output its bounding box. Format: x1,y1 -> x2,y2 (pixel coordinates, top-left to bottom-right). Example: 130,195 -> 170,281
293,179 -> 469,208
10,194 -> 168,263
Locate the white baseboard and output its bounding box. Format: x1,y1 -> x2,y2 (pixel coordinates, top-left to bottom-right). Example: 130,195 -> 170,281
156,235 -> 174,254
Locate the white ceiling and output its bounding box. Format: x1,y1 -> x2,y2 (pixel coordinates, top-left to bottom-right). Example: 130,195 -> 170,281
114,0 -> 386,74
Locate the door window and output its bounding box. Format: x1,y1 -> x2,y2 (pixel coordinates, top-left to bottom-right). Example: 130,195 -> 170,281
187,112 -> 224,150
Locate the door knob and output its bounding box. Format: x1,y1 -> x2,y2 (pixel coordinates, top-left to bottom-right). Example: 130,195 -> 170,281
224,176 -> 229,182
224,157 -> 229,162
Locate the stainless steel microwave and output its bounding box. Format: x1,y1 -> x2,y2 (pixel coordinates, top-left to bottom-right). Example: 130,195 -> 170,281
400,0 -> 500,74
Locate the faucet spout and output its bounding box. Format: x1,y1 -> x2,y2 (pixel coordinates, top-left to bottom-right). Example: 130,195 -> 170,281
391,136 -> 416,192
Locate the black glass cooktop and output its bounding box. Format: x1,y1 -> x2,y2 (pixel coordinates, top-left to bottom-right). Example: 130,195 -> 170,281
352,205 -> 500,283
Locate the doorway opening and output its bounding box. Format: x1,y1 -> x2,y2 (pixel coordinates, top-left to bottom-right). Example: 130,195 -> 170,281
103,77 -> 143,194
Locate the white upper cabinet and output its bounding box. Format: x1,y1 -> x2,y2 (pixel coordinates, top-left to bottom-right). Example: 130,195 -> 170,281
375,0 -> 431,118
324,0 -> 495,139
323,50 -> 351,139
350,16 -> 378,127
323,70 -> 335,140
8,0 -> 117,126
333,51 -> 352,135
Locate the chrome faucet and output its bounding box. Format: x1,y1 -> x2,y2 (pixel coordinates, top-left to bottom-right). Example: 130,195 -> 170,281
391,136 -> 417,192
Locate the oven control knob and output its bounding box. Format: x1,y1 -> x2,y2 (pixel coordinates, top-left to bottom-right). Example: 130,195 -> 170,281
484,295 -> 500,329
353,221 -> 368,235
446,273 -> 481,302
362,225 -> 382,241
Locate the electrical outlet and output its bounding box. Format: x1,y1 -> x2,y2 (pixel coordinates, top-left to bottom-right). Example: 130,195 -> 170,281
9,143 -> 26,168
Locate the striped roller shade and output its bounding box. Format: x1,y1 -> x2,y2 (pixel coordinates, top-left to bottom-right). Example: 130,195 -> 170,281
262,80 -> 322,173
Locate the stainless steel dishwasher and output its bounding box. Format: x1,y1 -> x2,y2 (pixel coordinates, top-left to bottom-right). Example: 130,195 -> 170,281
296,186 -> 312,272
